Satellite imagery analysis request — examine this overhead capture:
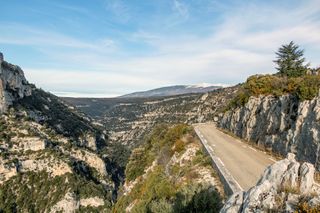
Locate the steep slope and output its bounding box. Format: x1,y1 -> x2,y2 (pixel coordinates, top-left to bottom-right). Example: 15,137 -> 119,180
221,153 -> 320,212
0,54 -> 116,212
219,94 -> 320,170
119,84 -> 222,98
0,53 -> 31,114
114,124 -> 224,212
219,75 -> 320,171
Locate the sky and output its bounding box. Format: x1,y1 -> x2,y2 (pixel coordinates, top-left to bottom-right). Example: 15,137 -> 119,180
1,0 -> 320,97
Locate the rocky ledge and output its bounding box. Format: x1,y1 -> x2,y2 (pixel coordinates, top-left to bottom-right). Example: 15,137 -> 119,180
0,53 -> 32,113
219,94 -> 320,170
221,153 -> 320,212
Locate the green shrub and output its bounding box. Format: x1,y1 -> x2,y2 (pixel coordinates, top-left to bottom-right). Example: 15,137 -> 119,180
173,139 -> 185,153
147,199 -> 174,213
117,124 -> 223,213
125,148 -> 155,181
226,74 -> 320,110
125,124 -> 190,181
192,150 -> 212,167
296,202 -> 320,213
174,184 -> 222,213
296,75 -> 320,100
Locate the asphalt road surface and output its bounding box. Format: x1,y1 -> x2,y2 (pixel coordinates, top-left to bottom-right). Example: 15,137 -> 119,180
195,123 -> 276,191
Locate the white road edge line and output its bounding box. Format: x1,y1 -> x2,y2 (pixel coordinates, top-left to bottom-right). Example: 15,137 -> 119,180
217,157 -> 244,191
217,157 -> 225,167
234,178 -> 244,191
248,147 -> 257,152
269,157 -> 276,163
196,127 -> 244,192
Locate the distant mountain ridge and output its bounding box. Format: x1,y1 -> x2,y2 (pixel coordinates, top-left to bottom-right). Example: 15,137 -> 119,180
119,84 -> 225,98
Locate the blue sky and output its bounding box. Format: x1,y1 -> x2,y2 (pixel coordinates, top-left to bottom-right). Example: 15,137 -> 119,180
1,0 -> 320,97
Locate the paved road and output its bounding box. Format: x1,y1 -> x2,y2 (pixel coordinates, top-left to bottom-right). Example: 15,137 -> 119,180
195,123 -> 275,191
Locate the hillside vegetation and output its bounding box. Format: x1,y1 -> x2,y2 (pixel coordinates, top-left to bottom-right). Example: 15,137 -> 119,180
0,56 -> 118,212
114,124 -> 223,213
228,74 -> 320,110
228,41 -> 320,110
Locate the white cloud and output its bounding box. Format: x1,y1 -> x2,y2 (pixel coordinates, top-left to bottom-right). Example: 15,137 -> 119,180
2,0 -> 320,97
172,0 -> 189,19
104,0 -> 131,23
24,68 -> 173,97
0,24 -> 117,52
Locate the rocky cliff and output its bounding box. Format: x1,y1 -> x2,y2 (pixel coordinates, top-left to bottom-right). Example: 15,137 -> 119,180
0,53 -> 117,212
219,94 -> 320,171
0,53 -> 32,113
221,153 -> 320,212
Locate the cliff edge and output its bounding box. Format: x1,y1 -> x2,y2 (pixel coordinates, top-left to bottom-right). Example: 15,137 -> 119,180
221,153 -> 320,212
0,53 -> 32,113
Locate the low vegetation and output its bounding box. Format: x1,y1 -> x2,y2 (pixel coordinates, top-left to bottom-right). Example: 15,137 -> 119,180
0,108 -> 114,212
227,74 -> 320,110
227,42 -> 320,110
114,124 -> 223,212
16,88 -> 97,139
0,171 -> 112,212
296,202 -> 320,213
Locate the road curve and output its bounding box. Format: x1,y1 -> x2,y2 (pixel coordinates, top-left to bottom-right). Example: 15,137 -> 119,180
195,123 -> 275,191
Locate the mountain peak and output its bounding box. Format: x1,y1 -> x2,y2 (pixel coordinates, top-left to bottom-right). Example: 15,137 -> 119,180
120,84 -> 224,98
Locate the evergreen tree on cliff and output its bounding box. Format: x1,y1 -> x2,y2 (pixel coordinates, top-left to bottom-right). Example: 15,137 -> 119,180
274,41 -> 309,77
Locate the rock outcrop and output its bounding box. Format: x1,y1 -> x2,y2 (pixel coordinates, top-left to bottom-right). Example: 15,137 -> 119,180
219,95 -> 320,170
49,192 -> 79,213
0,54 -> 114,212
80,197 -> 105,207
221,153 -> 320,212
12,136 -> 47,151
19,158 -> 72,177
0,53 -> 32,113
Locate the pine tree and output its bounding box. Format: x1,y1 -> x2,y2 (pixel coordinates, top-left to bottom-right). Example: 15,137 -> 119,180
274,41 -> 308,77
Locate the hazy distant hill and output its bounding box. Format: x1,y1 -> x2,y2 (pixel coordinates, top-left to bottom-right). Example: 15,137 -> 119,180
119,84 -> 223,98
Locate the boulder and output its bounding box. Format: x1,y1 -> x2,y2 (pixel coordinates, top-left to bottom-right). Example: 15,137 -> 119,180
220,153 -> 320,213
220,191 -> 245,213
299,162 -> 315,194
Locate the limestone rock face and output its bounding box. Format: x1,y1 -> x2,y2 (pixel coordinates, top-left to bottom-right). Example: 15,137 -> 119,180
79,133 -> 97,150
71,149 -> 108,177
0,159 -> 17,184
80,197 -> 104,207
11,137 -> 47,151
50,192 -> 79,213
220,154 -> 320,213
19,159 -> 72,177
0,53 -> 32,113
219,95 -> 320,170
